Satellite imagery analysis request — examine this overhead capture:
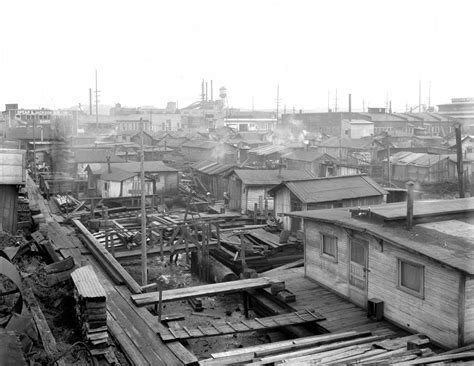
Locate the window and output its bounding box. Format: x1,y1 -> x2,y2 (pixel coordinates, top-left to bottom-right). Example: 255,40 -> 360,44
398,259 -> 424,298
320,234 -> 337,262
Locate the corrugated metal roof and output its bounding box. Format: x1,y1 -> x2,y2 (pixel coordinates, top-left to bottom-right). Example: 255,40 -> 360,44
73,150 -> 124,164
192,160 -> 236,175
248,144 -> 287,156
71,265 -> 106,299
232,169 -> 315,185
276,175 -> 387,203
390,152 -> 455,166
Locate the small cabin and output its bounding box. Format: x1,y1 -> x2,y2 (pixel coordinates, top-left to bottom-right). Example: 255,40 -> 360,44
282,150 -> 337,177
287,198 -> 474,348
269,175 -> 386,231
225,169 -> 315,213
181,140 -> 237,163
191,160 -> 237,200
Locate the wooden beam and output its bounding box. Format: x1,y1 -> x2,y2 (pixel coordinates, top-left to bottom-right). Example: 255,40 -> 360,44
131,277 -> 284,307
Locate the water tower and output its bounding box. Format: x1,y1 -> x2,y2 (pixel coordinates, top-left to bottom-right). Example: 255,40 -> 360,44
219,87 -> 227,99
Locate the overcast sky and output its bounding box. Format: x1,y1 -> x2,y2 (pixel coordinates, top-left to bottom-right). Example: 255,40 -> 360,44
1,0 -> 473,113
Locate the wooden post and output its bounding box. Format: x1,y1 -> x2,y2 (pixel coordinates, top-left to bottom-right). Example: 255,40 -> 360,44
253,203 -> 258,224
239,232 -> 247,272
259,196 -> 263,215
90,198 -> 96,220
455,122 -> 465,198
216,223 -> 221,250
159,228 -> 164,261
264,199 -> 268,218
158,281 -> 163,322
184,225 -> 189,264
406,181 -> 415,230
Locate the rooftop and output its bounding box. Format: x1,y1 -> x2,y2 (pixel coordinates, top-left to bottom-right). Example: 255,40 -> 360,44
283,150 -> 335,163
269,175 -> 387,203
288,198 -> 474,274
192,160 -> 237,175
230,169 -> 316,186
248,144 -> 288,156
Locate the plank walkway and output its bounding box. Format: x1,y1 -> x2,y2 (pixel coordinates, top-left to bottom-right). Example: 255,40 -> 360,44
26,176 -> 186,366
261,266 -> 408,336
131,277 -> 283,307
159,309 -> 325,342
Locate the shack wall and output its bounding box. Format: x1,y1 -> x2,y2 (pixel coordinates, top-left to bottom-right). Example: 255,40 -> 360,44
0,185 -> 18,233
465,277 -> 474,344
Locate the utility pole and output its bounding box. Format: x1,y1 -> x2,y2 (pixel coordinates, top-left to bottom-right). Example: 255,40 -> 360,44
454,122 -> 465,198
95,70 -> 99,128
140,118 -> 148,285
276,84 -> 280,124
32,118 -> 36,181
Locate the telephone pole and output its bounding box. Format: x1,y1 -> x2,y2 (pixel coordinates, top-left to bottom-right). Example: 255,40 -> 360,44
95,70 -> 100,128
140,118 -> 148,285
275,84 -> 281,124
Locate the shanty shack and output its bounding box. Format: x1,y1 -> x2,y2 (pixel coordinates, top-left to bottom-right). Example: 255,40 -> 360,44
191,160 -> 237,200
71,149 -> 124,179
386,152 -> 471,184
245,144 -> 288,168
225,169 -> 315,213
269,175 -> 387,231
86,160 -> 178,196
287,198 -> 474,348
181,140 -> 237,163
96,167 -> 144,198
282,150 -> 338,176
0,149 -> 25,233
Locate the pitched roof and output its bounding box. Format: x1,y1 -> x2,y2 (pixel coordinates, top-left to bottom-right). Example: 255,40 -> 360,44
182,140 -> 220,149
389,152 -> 457,166
269,175 -> 387,203
100,168 -> 137,182
112,161 -> 178,173
248,144 -> 288,156
319,137 -> 374,149
156,137 -> 188,148
192,160 -> 237,175
230,169 -> 316,186
287,198 -> 474,274
283,150 -> 336,163
73,150 -> 124,164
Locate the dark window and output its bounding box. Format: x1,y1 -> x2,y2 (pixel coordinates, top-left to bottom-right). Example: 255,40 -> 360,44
320,234 -> 337,261
398,259 -> 424,298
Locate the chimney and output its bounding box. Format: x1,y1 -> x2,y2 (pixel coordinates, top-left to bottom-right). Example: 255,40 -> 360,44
389,100 -> 392,114
205,82 -> 208,101
106,156 -> 112,173
348,94 -> 352,121
201,79 -> 205,101
406,181 -> 415,230
210,80 -> 214,101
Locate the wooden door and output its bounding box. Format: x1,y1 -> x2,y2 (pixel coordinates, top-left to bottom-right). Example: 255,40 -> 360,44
348,238 -> 369,308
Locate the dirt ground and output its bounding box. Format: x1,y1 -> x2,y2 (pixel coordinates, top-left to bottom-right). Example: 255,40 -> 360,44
122,254 -> 282,360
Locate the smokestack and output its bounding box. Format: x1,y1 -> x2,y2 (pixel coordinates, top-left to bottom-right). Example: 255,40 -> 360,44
205,82 -> 208,101
389,101 -> 392,114
89,88 -> 93,115
348,94 -> 352,121
106,156 -> 112,174
201,79 -> 205,101
406,181 -> 415,230
211,80 -> 214,101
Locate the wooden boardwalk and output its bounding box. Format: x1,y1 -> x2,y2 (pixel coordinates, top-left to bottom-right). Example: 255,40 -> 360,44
159,309 -> 325,342
26,176 -> 187,366
261,266 -> 407,336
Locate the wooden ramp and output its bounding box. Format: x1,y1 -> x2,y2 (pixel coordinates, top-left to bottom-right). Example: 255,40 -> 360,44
131,277 -> 283,307
159,309 -> 325,342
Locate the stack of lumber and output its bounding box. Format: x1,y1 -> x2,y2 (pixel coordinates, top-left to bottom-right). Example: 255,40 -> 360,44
71,265 -> 109,350
200,331 -> 436,365
52,194 -> 81,213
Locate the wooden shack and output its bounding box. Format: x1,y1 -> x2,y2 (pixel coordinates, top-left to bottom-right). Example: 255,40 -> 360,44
282,150 -> 337,177
287,198 -> 474,348
181,140 -> 237,163
225,169 -> 315,213
0,149 -> 25,233
191,160 -> 237,200
269,175 -> 387,231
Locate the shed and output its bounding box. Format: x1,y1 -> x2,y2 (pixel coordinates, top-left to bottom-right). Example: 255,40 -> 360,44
225,169 -> 316,213
269,175 -> 387,231
287,197 -> 474,348
181,140 -> 237,164
245,144 -> 288,168
191,160 -> 237,199
282,150 -> 337,176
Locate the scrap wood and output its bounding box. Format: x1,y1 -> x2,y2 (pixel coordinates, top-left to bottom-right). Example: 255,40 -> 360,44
392,352 -> 474,365
191,312 -> 221,319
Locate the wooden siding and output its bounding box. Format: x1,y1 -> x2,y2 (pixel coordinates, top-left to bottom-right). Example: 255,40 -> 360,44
274,186 -> 291,230
0,185 -> 18,233
368,240 -> 461,348
465,277 -> 474,344
304,219 -> 463,348
228,175 -> 242,211
306,195 -> 383,211
304,221 -> 350,297
246,186 -> 273,213
0,151 -> 25,184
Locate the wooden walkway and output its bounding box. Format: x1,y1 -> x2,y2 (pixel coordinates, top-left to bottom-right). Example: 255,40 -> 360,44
131,277 -> 283,307
159,309 -> 325,342
261,266 -> 407,336
26,176 -> 187,366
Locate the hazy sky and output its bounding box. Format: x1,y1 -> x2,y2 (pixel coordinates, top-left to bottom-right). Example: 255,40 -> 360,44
1,0 -> 473,113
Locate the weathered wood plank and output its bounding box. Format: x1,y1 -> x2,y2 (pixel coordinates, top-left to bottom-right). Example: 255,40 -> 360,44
132,277 -> 283,306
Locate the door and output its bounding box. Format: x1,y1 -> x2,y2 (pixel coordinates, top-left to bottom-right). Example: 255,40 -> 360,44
348,238 -> 369,308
